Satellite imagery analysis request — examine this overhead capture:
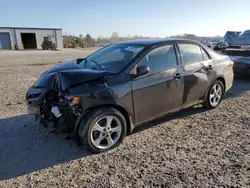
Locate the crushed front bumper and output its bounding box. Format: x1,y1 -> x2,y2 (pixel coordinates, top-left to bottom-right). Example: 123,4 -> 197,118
26,87 -> 47,115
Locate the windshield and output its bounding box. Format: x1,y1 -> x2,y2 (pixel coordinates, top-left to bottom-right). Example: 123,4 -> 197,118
79,44 -> 145,73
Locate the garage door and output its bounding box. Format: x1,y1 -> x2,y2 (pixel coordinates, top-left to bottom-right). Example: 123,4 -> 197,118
0,33 -> 11,49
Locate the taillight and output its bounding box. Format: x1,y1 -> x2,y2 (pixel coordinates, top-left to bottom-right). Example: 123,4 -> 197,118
230,60 -> 234,68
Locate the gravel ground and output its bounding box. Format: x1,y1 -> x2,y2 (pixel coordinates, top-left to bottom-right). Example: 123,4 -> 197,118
0,49 -> 250,187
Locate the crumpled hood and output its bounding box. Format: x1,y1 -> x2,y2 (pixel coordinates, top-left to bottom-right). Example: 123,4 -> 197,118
34,59 -> 112,91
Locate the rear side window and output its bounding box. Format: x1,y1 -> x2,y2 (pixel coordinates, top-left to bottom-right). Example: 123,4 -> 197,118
140,45 -> 177,72
201,48 -> 209,60
178,44 -> 203,64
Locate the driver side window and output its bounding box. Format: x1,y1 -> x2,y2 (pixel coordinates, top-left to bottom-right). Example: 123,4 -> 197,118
139,45 -> 177,72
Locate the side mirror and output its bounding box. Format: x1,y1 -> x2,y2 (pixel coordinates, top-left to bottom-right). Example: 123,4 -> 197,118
136,64 -> 149,77
76,58 -> 85,64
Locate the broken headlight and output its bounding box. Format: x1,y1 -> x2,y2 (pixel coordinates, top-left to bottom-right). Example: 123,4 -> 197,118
66,96 -> 80,106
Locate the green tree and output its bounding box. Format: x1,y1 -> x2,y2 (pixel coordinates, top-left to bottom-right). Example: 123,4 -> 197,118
85,34 -> 94,45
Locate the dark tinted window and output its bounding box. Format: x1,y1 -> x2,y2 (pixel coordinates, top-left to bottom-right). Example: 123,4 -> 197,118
140,45 -> 177,72
178,44 -> 203,64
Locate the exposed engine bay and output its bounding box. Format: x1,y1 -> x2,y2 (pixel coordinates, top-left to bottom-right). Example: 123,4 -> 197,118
39,89 -> 81,133
26,58 -> 113,134
27,88 -> 82,134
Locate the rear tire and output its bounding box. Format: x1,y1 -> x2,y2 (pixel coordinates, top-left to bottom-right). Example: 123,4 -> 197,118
203,80 -> 224,109
78,107 -> 127,153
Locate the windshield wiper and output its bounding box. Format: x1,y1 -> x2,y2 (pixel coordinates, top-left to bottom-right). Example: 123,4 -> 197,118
91,60 -> 104,71
84,59 -> 104,71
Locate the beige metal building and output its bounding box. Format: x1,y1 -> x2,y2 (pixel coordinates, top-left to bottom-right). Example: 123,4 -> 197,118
0,27 -> 63,50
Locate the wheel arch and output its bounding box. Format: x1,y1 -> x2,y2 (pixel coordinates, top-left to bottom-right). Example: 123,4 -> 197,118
204,75 -> 226,101
74,104 -> 133,136
216,76 -> 226,91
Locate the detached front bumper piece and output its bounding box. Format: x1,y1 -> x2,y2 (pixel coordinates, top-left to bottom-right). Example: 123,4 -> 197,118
27,105 -> 40,115
26,87 -> 47,115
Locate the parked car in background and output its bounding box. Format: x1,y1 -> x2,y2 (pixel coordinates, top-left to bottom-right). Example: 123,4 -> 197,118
214,41 -> 229,51
201,41 -> 206,45
230,56 -> 250,75
213,42 -> 222,51
225,30 -> 250,47
223,30 -> 250,56
207,41 -> 212,48
26,39 -> 234,153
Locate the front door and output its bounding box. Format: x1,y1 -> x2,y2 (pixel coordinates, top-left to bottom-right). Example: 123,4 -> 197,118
131,44 -> 184,124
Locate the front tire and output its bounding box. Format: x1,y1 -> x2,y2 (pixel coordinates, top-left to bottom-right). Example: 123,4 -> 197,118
203,80 -> 224,109
78,107 -> 127,153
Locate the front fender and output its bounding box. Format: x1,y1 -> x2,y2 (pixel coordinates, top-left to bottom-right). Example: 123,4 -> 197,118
70,80 -> 134,135
73,103 -> 134,135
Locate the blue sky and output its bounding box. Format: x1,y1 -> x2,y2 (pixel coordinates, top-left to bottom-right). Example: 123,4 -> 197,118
1,0 -> 250,37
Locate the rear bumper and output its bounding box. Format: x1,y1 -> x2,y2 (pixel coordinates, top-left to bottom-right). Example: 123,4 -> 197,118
225,48 -> 250,56
224,68 -> 234,92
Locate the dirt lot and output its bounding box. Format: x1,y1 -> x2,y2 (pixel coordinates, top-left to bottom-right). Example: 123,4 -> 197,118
0,49 -> 250,187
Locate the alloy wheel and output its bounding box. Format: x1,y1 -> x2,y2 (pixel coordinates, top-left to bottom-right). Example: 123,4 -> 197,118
209,83 -> 223,107
90,115 -> 122,149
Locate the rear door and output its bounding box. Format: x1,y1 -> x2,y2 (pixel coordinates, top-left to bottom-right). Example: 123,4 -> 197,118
177,43 -> 215,107
132,44 -> 184,124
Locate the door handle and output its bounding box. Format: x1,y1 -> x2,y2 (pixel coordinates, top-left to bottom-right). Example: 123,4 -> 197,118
204,65 -> 213,71
174,73 -> 183,79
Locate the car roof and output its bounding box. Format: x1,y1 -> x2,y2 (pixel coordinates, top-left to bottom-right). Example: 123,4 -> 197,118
117,38 -> 199,46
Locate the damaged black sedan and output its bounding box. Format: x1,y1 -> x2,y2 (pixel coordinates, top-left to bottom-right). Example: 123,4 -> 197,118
26,39 -> 234,153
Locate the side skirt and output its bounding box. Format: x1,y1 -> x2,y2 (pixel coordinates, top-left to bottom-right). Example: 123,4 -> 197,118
133,100 -> 205,128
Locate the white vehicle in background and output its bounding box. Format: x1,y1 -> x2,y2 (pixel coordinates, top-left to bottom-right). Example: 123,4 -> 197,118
213,41 -> 229,51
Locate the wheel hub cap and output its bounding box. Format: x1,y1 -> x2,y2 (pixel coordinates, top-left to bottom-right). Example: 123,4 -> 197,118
209,83 -> 222,107
90,115 -> 122,149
